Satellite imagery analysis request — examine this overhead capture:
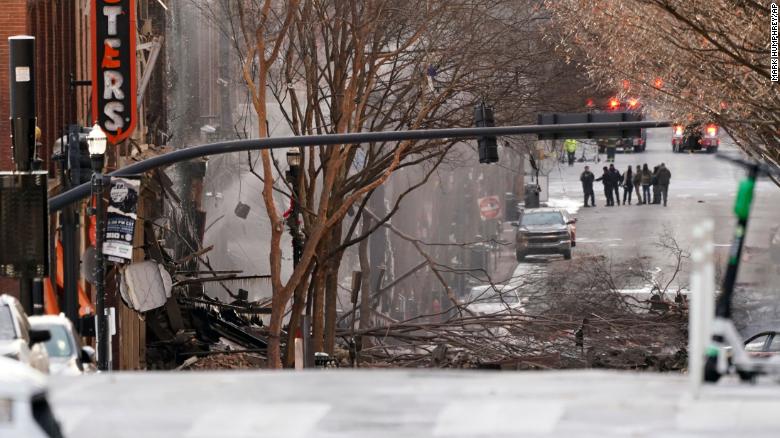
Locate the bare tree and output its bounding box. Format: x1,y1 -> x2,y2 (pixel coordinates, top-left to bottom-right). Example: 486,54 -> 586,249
546,0 -> 778,169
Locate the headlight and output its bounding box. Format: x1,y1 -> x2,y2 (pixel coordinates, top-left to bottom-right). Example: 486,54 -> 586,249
0,398 -> 12,423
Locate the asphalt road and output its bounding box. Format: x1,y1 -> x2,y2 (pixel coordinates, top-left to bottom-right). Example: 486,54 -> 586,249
550,127 -> 780,274
497,127 -> 780,334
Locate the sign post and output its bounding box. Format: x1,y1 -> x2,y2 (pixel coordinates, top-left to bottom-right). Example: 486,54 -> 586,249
91,0 -> 137,144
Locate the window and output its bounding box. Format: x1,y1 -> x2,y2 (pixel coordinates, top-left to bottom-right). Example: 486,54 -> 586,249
521,212 -> 564,226
0,305 -> 16,340
767,334 -> 780,352
40,324 -> 74,358
744,334 -> 769,352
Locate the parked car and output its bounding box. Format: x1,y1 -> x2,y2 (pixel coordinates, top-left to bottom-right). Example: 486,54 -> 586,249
514,208 -> 576,261
743,331 -> 780,358
671,122 -> 719,153
0,295 -> 50,373
0,356 -> 64,438
29,314 -> 96,375
465,284 -> 526,316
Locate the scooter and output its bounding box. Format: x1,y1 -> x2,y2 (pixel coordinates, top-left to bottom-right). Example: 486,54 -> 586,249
704,154 -> 780,382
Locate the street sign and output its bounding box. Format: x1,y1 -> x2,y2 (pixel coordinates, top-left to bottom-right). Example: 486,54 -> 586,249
478,195 -> 501,220
91,0 -> 137,144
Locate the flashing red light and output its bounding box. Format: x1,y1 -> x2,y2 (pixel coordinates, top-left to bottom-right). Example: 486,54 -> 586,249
627,98 -> 639,109
674,125 -> 683,136
654,77 -> 663,88
608,98 -> 620,110
585,98 -> 594,107
706,124 -> 718,137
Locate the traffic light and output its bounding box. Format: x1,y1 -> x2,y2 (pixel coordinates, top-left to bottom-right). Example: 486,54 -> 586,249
474,102 -> 498,164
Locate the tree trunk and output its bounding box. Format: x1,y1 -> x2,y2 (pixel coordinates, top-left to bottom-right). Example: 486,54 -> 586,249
311,255 -> 326,353
323,248 -> 343,354
358,213 -> 373,357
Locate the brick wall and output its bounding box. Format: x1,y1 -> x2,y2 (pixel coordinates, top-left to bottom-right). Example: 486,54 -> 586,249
0,0 -> 31,171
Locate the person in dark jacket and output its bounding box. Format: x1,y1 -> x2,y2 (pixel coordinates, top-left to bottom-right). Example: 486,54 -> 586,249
580,165 -> 596,207
632,165 -> 642,204
656,162 -> 672,206
595,166 -> 614,206
640,163 -> 652,204
609,164 -> 622,205
622,166 -> 634,205
652,165 -> 661,204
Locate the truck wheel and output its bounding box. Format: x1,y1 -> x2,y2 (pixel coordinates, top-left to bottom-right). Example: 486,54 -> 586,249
703,356 -> 721,383
563,250 -> 572,260
707,147 -> 718,154
516,250 -> 525,262
634,145 -> 642,153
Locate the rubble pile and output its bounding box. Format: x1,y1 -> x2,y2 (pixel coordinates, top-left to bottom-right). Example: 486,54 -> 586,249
178,352 -> 265,370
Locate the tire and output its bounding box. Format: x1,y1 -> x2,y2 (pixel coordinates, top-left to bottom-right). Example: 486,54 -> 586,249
516,250 -> 525,262
703,356 -> 721,383
707,147 -> 718,154
672,144 -> 677,153
563,249 -> 572,260
634,145 -> 642,153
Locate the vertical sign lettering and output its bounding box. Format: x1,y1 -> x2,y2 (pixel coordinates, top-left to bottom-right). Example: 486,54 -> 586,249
91,0 -> 137,144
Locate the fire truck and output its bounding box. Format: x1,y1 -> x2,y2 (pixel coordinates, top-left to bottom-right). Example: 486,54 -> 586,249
589,97 -> 648,153
671,122 -> 719,153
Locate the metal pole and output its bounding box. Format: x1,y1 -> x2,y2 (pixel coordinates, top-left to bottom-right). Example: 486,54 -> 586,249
9,35 -> 38,315
9,36 -> 36,172
93,173 -> 109,371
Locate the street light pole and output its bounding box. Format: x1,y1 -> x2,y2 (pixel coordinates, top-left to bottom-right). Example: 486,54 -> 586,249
87,124 -> 109,371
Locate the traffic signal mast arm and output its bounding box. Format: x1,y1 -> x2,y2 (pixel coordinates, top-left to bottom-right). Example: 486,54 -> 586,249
50,120 -> 670,211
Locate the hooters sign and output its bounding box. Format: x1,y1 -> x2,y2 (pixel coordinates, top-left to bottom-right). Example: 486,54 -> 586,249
91,0 -> 137,144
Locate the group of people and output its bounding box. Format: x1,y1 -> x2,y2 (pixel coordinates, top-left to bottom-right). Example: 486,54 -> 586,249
579,163 -> 672,207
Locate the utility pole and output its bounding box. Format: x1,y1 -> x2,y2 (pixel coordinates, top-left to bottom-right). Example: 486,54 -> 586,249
8,35 -> 47,315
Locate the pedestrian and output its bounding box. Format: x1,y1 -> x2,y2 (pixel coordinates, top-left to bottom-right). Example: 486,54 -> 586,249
564,139 -> 578,166
609,164 -> 622,205
656,162 -> 672,206
606,139 -> 617,163
632,165 -> 642,204
640,163 -> 652,204
580,165 -> 596,207
622,165 -> 634,205
595,166 -> 614,206
652,165 -> 661,204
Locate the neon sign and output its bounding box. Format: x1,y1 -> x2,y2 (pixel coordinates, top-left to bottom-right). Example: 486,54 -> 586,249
91,0 -> 137,144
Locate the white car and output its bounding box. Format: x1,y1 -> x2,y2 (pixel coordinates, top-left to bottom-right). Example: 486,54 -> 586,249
0,295 -> 50,373
0,356 -> 64,437
29,314 -> 96,376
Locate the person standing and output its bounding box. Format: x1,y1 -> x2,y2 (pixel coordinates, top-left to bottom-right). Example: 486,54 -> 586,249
656,162 -> 672,206
609,164 -> 622,205
606,140 -> 617,163
632,165 -> 642,204
651,165 -> 661,204
595,166 -> 614,206
580,165 -> 596,207
564,139 -> 578,166
622,165 -> 634,205
640,163 -> 652,204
